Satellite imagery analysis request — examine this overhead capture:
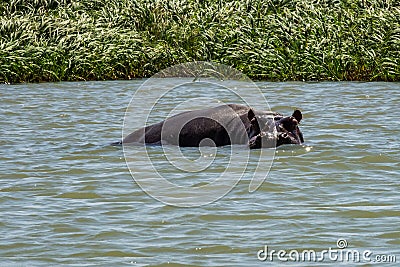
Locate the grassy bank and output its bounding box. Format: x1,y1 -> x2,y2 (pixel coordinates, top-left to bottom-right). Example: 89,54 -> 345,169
1,0 -> 399,83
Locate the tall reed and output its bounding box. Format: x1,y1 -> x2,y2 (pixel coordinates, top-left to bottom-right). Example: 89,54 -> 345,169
0,0 -> 399,83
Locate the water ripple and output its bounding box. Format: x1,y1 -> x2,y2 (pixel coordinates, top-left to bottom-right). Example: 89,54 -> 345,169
0,81 -> 399,265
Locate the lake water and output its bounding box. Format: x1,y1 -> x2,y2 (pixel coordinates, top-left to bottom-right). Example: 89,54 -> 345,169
1,80 -> 399,266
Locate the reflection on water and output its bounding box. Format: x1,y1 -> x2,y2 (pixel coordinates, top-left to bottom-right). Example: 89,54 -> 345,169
0,81 -> 399,266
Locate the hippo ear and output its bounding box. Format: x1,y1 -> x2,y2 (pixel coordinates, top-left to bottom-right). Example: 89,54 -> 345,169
247,109 -> 255,121
292,110 -> 302,123
248,109 -> 260,133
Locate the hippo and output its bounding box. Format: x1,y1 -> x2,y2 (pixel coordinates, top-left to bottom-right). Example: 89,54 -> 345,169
115,104 -> 303,149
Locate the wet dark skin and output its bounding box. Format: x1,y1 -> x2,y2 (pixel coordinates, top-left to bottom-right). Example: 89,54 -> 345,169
115,104 -> 304,149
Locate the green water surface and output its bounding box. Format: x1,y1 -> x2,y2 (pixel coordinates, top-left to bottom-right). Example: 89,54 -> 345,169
0,81 -> 399,266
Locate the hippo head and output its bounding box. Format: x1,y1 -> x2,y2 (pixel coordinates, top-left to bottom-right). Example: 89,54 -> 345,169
275,110 -> 304,146
248,109 -> 304,149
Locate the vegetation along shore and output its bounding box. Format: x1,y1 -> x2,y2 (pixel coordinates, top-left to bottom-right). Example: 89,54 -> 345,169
1,0 -> 399,83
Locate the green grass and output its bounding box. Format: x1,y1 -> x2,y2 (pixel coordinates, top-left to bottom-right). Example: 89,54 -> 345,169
0,0 -> 399,83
